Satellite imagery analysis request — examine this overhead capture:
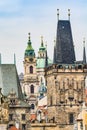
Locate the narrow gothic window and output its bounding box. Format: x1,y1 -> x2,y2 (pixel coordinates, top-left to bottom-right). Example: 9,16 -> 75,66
50,96 -> 52,105
31,104 -> 35,109
69,113 -> 74,124
30,85 -> 34,93
30,66 -> 33,73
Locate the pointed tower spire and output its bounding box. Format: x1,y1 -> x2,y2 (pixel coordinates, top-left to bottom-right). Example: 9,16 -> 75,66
41,36 -> 44,47
68,9 -> 70,21
57,9 -> 59,21
24,32 -> 35,57
45,43 -> 48,67
14,53 -> 16,65
53,38 -> 56,63
83,38 -> 86,64
28,32 -> 31,45
54,10 -> 75,64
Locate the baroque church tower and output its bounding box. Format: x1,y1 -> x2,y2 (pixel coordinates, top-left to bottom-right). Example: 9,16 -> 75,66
23,33 -> 38,112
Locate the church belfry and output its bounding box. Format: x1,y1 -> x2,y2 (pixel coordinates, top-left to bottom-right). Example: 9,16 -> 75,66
23,33 -> 38,113
53,10 -> 76,64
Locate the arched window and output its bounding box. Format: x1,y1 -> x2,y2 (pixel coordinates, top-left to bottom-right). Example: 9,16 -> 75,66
31,104 -> 35,109
30,66 -> 33,73
30,85 -> 34,93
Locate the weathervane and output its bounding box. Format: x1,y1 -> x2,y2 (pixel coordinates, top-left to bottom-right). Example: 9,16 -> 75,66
68,9 -> 70,20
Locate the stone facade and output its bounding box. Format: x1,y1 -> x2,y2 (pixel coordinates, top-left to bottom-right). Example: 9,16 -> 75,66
45,64 -> 87,129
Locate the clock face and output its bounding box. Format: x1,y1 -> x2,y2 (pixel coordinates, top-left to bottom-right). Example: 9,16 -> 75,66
29,58 -> 33,62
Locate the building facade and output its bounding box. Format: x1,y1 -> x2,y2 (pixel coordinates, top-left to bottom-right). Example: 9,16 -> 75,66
21,34 -> 51,120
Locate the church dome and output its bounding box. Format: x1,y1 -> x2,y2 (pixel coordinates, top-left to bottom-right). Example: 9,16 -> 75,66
25,33 -> 35,57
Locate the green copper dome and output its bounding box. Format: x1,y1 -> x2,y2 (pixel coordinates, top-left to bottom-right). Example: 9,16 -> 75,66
25,33 -> 35,57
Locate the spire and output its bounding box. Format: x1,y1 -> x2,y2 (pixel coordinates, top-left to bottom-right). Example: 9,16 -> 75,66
28,32 -> 31,45
14,53 -> 16,65
45,43 -> 48,67
57,9 -> 59,21
41,36 -> 44,47
25,33 -> 35,57
54,11 -> 75,64
53,39 -> 56,63
83,38 -> 86,64
68,9 -> 70,21
39,36 -> 46,51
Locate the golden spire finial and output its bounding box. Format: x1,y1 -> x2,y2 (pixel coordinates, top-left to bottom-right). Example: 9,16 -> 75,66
68,9 -> 70,20
83,37 -> 85,47
57,9 -> 59,20
28,32 -> 31,41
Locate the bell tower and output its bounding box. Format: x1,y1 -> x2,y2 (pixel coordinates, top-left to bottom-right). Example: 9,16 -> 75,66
23,33 -> 38,113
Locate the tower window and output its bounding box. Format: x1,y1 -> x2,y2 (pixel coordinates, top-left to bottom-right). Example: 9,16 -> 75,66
30,85 -> 34,93
50,96 -> 53,106
31,104 -> 35,109
69,113 -> 74,124
30,66 -> 33,73
22,114 -> 26,120
9,114 -> 13,121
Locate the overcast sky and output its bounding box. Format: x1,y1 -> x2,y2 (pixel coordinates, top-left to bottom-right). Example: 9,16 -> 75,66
0,0 -> 87,74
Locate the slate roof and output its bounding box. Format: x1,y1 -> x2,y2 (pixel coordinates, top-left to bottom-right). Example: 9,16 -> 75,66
0,64 -> 23,99
54,20 -> 76,64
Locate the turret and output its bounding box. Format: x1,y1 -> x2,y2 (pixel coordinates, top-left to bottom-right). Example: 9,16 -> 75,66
83,38 -> 86,64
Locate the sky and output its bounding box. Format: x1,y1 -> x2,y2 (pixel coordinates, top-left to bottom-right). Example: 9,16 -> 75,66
0,0 -> 87,74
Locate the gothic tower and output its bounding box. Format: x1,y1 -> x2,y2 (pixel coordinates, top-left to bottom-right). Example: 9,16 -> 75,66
46,10 -> 87,130
54,9 -> 76,64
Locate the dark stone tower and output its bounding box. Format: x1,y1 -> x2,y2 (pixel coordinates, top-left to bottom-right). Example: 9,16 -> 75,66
54,10 -> 76,64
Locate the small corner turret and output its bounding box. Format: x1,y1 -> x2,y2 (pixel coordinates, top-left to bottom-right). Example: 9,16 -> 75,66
38,36 -> 46,58
83,38 -> 86,64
